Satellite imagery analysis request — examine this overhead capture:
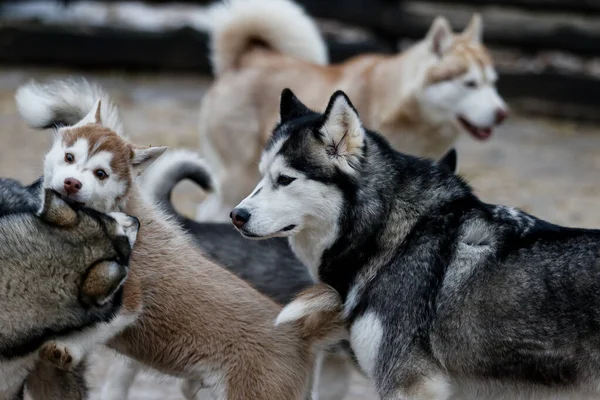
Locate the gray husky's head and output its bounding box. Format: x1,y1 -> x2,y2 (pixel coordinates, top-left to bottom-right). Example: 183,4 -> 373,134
231,89 -> 361,240
0,189 -> 138,360
232,90 -> 458,243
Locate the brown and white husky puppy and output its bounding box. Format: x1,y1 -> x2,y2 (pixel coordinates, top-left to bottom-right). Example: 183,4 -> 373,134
16,79 -> 345,400
195,0 -> 508,221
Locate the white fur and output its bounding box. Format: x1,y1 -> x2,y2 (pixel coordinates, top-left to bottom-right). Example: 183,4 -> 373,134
0,354 -> 37,399
208,0 -> 327,76
350,312 -> 383,378
276,289 -> 340,326
43,137 -> 128,212
16,79 -> 124,136
420,61 -> 507,133
48,313 -> 139,369
234,153 -> 343,280
100,357 -> 141,400
109,212 -> 139,246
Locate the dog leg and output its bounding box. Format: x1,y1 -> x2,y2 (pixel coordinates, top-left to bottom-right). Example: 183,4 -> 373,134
379,371 -> 452,400
315,349 -> 353,400
180,379 -> 214,400
26,358 -> 88,400
38,313 -> 138,371
100,356 -> 141,400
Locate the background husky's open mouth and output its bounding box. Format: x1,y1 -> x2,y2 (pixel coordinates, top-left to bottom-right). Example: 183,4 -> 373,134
458,116 -> 493,141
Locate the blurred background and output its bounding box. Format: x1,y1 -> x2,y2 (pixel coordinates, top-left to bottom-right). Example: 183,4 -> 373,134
2,1 -> 600,399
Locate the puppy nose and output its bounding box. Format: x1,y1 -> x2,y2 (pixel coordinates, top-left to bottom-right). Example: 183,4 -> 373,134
495,108 -> 508,124
231,208 -> 251,229
64,178 -> 82,195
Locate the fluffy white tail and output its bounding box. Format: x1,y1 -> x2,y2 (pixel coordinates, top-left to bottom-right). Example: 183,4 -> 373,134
15,78 -> 124,136
276,283 -> 346,349
209,0 -> 328,76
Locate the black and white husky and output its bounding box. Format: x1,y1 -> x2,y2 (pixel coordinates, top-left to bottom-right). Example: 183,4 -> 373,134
231,89 -> 600,399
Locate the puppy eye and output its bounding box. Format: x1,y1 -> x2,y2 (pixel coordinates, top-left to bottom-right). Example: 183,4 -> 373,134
95,169 -> 109,180
464,80 -> 478,89
276,175 -> 296,186
65,153 -> 75,163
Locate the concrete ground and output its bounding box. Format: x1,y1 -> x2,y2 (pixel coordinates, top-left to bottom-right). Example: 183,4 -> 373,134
2,67 -> 599,399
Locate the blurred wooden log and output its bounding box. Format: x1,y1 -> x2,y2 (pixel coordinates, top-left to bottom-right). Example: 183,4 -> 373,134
0,22 -> 392,72
299,0 -> 600,55
1,22 -> 600,120
136,0 -> 600,13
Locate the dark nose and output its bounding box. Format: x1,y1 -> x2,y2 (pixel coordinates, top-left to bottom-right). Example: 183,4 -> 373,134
495,108 -> 508,124
230,208 -> 251,229
64,178 -> 82,195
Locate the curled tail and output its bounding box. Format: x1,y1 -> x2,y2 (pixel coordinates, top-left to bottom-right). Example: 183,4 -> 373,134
15,78 -> 124,135
276,283 -> 346,350
209,0 -> 327,76
140,149 -> 214,214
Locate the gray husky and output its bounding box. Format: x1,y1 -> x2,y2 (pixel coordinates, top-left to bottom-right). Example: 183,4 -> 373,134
0,188 -> 138,400
231,88 -> 600,399
138,146 -> 457,399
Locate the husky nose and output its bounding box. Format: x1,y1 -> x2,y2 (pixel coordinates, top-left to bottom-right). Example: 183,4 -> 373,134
230,208 -> 251,229
64,178 -> 82,195
495,108 -> 509,124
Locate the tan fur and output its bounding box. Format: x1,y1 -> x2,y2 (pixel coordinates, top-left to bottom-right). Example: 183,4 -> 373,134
199,15 -> 498,210
54,123 -> 345,399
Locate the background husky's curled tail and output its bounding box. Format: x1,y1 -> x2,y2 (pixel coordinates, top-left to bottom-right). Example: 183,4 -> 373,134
15,78 -> 124,135
209,0 -> 328,76
141,149 -> 214,213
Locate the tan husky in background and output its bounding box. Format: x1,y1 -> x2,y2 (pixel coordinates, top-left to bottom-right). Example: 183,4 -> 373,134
197,0 -> 508,221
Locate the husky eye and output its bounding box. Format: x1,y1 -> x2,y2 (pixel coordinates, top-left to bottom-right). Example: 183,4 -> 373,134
276,175 -> 296,186
464,80 -> 478,89
94,169 -> 108,180
65,153 -> 75,163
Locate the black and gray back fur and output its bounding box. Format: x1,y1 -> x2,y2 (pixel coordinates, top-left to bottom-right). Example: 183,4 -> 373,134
236,88 -> 600,399
0,189 -> 134,400
0,177 -> 42,216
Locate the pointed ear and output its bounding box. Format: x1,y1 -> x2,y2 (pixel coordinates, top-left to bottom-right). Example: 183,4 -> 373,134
320,91 -> 365,171
131,146 -> 168,175
426,16 -> 453,57
38,189 -> 78,227
73,99 -> 102,128
279,88 -> 312,123
438,148 -> 458,173
462,14 -> 483,44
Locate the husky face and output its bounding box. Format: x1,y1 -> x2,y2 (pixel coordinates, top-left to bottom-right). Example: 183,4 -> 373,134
419,15 -> 508,141
232,89 -> 362,246
43,101 -> 166,213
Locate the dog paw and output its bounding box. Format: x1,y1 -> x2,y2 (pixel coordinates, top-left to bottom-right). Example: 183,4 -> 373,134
39,342 -> 74,370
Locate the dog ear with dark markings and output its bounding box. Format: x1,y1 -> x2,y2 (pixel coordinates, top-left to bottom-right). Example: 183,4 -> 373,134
38,189 -> 78,227
279,88 -> 312,123
320,91 -> 365,173
426,16 -> 453,57
438,148 -> 458,174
